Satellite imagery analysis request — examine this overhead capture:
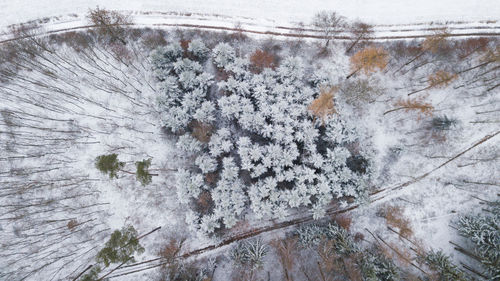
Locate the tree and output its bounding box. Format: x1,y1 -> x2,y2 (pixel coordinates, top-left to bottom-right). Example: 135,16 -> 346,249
95,154 -> 124,179
383,96 -> 434,119
407,70 -> 457,96
422,28 -> 450,54
80,226 -> 145,281
87,6 -> 131,45
348,46 -> 388,78
135,159 -> 153,186
457,201 -> 499,279
312,11 -> 346,47
420,250 -> 470,281
249,49 -> 276,73
308,87 -> 338,124
96,225 -> 145,267
428,70 -> 457,88
346,21 -> 374,53
231,239 -> 269,270
212,43 -> 236,68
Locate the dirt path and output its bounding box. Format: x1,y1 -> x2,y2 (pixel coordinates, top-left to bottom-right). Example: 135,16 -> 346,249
1,11 -> 500,45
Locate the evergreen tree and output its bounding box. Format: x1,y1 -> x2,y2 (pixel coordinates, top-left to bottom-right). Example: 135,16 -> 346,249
421,250 -> 470,281
135,158 -> 152,186
96,225 -> 145,267
457,201 -> 500,279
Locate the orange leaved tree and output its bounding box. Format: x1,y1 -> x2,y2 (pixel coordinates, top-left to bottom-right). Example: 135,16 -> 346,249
383,96 -> 434,119
347,46 -> 388,79
308,87 -> 338,125
393,28 -> 449,75
408,70 -> 457,96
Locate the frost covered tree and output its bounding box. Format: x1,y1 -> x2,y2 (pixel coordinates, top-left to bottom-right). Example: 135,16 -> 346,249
212,43 -> 236,68
457,201 -> 499,279
421,250 -> 470,281
312,11 -> 346,47
151,40 -> 372,234
187,39 -> 210,61
231,239 -> 269,269
151,43 -> 213,132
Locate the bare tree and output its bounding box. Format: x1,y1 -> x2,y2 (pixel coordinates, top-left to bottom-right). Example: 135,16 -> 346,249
87,6 -> 131,45
346,21 -> 373,53
312,11 -> 346,47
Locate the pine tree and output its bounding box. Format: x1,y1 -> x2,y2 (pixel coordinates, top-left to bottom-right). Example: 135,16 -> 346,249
421,250 -> 470,281
457,201 -> 500,279
96,225 -> 144,267
135,159 -> 153,186
95,153 -> 124,179
212,43 -> 236,68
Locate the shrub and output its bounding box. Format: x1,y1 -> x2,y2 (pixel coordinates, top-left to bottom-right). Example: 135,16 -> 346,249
158,237 -> 185,262
378,205 -> 413,238
422,29 -> 450,54
456,37 -> 489,59
141,30 -> 167,50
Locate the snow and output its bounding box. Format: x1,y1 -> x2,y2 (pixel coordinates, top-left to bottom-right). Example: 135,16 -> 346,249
1,0 -> 500,28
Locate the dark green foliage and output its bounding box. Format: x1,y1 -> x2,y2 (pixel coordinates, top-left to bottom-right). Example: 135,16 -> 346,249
346,155 -> 368,174
159,261 -> 212,281
431,115 -> 457,131
421,250 -> 469,281
95,154 -> 124,179
96,225 -> 144,267
80,266 -> 101,281
136,158 -> 152,186
457,201 -> 500,280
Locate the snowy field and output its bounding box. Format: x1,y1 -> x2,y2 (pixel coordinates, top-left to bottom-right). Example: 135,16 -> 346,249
1,0 -> 500,27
